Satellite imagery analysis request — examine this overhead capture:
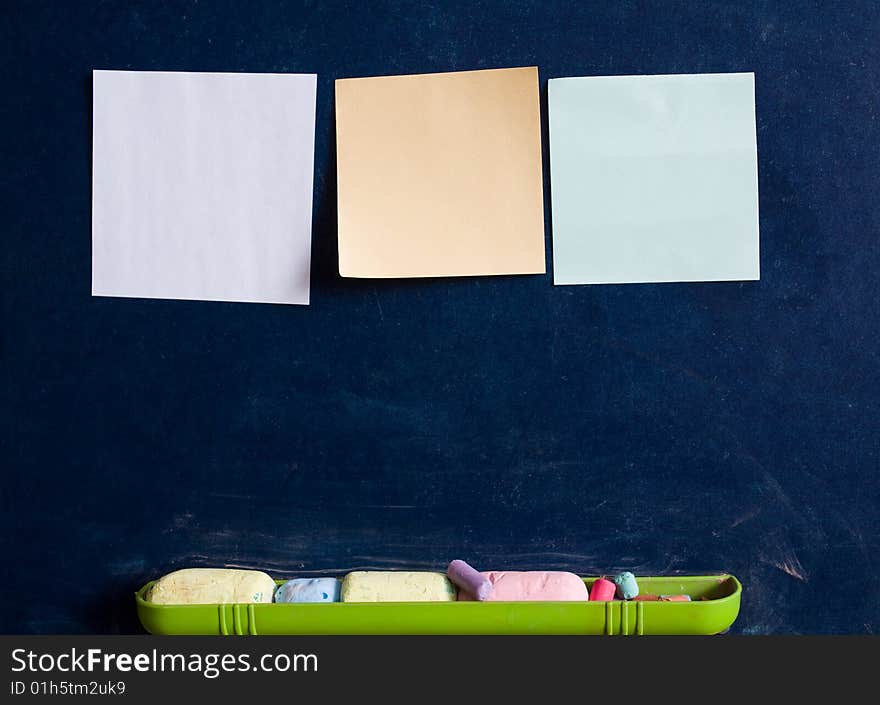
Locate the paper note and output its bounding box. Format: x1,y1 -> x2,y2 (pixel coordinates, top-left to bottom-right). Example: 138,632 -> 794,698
335,67 -> 546,278
92,70 -> 317,305
549,73 -> 760,285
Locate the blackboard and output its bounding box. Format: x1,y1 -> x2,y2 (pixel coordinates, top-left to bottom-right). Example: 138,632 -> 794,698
2,0 -> 878,635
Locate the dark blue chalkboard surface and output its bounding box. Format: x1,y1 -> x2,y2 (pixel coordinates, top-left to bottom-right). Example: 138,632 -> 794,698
2,1 -> 878,634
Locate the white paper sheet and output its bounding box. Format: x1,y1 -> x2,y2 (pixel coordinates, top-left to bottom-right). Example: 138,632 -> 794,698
92,70 -> 317,305
549,73 -> 760,285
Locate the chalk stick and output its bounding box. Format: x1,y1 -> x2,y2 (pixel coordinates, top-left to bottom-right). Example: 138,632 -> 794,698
274,578 -> 341,603
589,578 -> 617,601
341,571 -> 456,602
457,571 -> 588,601
613,571 -> 640,600
447,560 -> 493,600
147,568 -> 275,605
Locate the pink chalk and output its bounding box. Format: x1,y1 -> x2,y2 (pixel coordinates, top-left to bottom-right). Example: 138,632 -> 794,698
589,578 -> 617,601
447,560 -> 493,601
457,571 -> 588,601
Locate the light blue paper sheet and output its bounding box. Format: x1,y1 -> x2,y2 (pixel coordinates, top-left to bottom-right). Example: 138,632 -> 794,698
549,73 -> 760,285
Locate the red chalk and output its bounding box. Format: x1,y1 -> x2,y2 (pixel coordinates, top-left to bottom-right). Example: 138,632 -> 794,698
660,594 -> 691,602
633,594 -> 660,601
589,578 -> 616,601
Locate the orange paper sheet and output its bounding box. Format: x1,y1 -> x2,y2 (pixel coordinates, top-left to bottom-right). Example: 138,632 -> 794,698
335,67 -> 546,278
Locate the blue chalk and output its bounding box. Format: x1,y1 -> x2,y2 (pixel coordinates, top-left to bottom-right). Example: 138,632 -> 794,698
612,571 -> 640,600
274,578 -> 341,603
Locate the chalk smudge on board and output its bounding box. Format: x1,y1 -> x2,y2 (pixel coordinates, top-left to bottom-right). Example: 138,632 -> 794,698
759,542 -> 809,582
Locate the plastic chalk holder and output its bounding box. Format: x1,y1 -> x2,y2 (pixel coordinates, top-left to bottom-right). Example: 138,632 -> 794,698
136,574 -> 741,635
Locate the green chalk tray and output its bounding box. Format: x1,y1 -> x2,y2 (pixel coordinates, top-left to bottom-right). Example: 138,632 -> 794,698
136,574 -> 741,635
